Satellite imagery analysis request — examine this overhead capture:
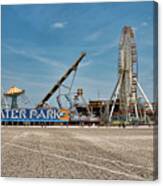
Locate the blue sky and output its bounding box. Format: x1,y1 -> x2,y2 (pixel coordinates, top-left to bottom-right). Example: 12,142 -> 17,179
1,1 -> 156,107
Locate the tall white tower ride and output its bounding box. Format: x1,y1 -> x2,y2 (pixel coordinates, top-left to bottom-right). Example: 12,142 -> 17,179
108,26 -> 154,123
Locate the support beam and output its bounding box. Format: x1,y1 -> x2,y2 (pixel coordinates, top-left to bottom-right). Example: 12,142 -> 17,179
108,74 -> 123,122
36,52 -> 86,108
136,80 -> 154,113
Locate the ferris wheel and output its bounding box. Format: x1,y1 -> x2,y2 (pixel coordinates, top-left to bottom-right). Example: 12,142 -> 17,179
108,26 -> 154,123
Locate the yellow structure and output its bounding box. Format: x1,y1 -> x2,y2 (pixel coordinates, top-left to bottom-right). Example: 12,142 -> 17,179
5,86 -> 24,96
4,86 -> 25,109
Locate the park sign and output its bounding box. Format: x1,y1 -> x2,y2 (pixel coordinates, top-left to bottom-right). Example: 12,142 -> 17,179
1,108 -> 70,122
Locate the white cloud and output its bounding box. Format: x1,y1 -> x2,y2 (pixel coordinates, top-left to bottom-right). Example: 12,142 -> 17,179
132,27 -> 138,33
85,31 -> 102,42
141,22 -> 148,27
51,21 -> 67,29
91,38 -> 119,57
6,46 -> 66,69
79,60 -> 92,68
32,55 -> 66,69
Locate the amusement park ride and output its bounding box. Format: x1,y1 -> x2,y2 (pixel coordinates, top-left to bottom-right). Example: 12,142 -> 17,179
36,52 -> 96,124
2,86 -> 31,109
106,26 -> 154,125
3,86 -> 25,109
1,26 -> 156,126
